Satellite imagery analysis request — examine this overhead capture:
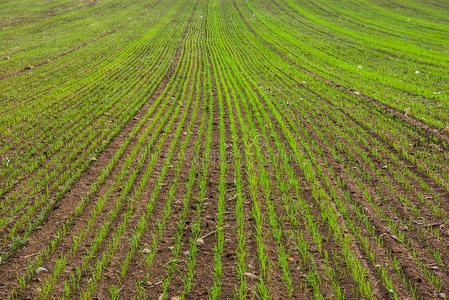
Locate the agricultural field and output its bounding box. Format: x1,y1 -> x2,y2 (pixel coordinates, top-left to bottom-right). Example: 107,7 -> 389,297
1,0 -> 449,298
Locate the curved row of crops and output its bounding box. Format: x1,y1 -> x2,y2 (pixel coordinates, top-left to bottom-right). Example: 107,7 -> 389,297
1,0 -> 448,298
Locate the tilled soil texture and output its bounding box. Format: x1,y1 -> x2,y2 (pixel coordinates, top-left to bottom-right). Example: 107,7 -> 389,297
1,0 -> 449,299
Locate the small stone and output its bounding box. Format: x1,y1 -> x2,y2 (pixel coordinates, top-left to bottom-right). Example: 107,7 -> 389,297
90,157 -> 97,162
196,238 -> 204,246
142,248 -> 151,254
36,267 -> 47,274
5,56 -> 10,60
438,293 -> 446,299
353,91 -> 360,95
382,165 -> 388,169
357,65 -> 362,69
243,272 -> 259,280
415,70 -> 420,74
170,297 -> 179,300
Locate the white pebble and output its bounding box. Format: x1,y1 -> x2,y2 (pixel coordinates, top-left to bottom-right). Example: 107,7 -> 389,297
243,272 -> 259,279
36,267 -> 48,274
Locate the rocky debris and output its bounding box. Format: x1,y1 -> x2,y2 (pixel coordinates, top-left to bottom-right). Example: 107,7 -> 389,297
36,267 -> 48,275
243,272 -> 259,280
